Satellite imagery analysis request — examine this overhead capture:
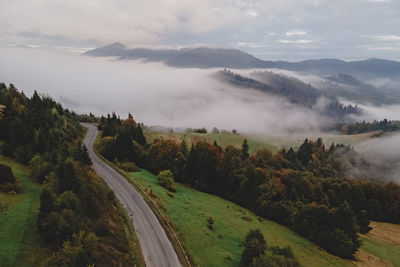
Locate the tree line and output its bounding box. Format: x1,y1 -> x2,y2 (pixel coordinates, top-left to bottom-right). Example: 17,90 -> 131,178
337,119 -> 400,134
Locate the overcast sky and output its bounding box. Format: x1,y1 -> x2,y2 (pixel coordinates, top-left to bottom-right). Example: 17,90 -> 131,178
1,0 -> 399,61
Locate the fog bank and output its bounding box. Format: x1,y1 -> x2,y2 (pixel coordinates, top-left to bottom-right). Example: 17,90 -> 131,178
343,133 -> 400,183
1,47 -> 398,135
0,47 -> 325,134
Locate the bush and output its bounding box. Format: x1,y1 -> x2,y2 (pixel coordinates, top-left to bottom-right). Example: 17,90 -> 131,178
29,155 -> 52,182
207,216 -> 214,230
241,229 -> 266,266
252,251 -> 299,267
0,200 -> 6,212
0,163 -> 15,184
157,170 -> 176,192
241,229 -> 300,267
0,163 -> 18,192
194,128 -> 207,134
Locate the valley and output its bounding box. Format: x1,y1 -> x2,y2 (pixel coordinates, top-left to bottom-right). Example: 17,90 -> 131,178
1,2 -> 400,265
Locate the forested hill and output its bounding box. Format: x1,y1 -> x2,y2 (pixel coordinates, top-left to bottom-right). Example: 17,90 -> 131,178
97,113 -> 400,260
215,69 -> 362,118
214,69 -> 320,107
0,83 -> 140,266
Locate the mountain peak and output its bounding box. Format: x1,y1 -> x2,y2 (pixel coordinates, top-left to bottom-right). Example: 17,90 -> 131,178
82,42 -> 125,56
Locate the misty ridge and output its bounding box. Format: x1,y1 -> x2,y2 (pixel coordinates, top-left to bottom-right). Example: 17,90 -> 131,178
3,46 -> 400,133
2,45 -> 400,184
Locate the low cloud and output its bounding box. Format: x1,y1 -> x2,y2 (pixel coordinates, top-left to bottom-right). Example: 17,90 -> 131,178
342,133 -> 400,183
286,30 -> 307,36
279,40 -> 312,44
370,35 -> 400,41
0,47 -> 332,135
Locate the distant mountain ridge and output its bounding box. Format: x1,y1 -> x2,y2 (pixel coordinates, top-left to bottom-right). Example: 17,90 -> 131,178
84,42 -> 275,69
83,43 -> 400,78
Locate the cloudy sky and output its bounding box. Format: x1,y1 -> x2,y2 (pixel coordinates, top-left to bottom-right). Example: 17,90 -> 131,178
1,0 -> 399,61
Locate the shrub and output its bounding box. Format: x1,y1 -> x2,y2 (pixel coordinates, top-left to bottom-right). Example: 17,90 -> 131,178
194,128 -> 207,134
29,155 -> 52,182
0,163 -> 18,192
94,218 -> 110,236
241,229 -> 300,267
157,170 -> 176,192
207,216 -> 214,230
241,229 -> 266,266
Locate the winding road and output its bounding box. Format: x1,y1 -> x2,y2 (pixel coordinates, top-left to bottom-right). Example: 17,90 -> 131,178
82,123 -> 181,267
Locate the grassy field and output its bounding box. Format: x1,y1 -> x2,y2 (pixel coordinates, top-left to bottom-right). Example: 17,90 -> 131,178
145,131 -> 378,154
358,221 -> 400,267
0,156 -> 45,267
128,169 -> 354,267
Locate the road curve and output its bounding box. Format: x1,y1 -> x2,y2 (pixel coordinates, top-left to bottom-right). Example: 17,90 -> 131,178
81,123 -> 181,267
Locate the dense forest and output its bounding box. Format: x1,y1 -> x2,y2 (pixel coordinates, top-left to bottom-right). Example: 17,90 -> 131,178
98,116 -> 400,260
0,83 -> 136,266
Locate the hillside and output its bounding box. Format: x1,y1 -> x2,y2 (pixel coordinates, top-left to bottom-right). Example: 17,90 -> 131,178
214,69 -> 320,107
128,169 -> 354,267
95,110 -> 400,265
316,73 -> 400,105
126,169 -> 400,267
213,69 -> 362,118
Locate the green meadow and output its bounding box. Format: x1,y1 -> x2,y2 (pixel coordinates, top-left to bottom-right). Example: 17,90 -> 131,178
128,169 -> 354,267
0,156 -> 45,267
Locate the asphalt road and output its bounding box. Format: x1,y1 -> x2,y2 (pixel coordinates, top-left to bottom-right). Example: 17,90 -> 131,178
82,123 -> 181,267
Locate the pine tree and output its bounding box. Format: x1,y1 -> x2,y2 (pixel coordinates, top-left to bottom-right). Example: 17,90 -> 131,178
241,139 -> 249,160
81,145 -> 92,165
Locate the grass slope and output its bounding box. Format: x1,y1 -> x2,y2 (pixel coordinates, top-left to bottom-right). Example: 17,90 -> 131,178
0,156 -> 45,266
359,221 -> 400,267
128,169 -> 354,267
145,131 -> 377,154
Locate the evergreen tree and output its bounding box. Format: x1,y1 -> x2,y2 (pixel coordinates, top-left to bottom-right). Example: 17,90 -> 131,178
81,145 -> 92,165
241,139 -> 249,160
